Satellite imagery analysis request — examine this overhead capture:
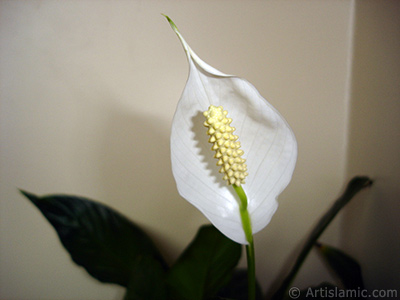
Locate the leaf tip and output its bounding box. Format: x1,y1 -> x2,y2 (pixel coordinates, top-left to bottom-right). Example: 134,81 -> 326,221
19,189 -> 41,205
351,176 -> 373,188
162,14 -> 179,33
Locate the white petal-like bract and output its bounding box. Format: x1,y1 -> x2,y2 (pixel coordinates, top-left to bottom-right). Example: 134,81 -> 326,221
167,17 -> 297,244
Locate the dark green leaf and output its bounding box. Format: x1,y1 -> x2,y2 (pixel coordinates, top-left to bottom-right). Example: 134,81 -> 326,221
167,225 -> 242,300
316,242 -> 364,289
124,255 -> 168,300
272,176 -> 372,300
214,269 -> 263,300
20,190 -> 167,287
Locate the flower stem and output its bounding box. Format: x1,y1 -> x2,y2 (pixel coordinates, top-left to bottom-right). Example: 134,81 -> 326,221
233,184 -> 256,300
246,240 -> 256,300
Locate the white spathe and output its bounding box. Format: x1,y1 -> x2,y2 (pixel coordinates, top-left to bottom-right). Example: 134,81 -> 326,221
167,17 -> 297,244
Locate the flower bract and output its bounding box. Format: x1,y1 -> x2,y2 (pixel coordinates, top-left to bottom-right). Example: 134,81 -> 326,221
166,16 -> 297,244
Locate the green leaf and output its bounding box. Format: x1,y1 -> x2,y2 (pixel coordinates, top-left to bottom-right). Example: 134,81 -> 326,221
124,255 -> 168,300
214,269 -> 263,300
316,242 -> 364,289
272,176 -> 372,300
167,225 -> 242,300
20,190 -> 167,287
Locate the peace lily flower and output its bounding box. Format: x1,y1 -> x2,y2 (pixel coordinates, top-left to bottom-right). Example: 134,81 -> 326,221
166,16 -> 297,245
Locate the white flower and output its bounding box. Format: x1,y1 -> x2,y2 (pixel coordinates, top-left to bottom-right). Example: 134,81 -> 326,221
166,16 -> 297,244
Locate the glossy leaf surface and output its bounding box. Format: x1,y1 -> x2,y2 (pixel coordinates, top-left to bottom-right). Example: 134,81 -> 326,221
21,190 -> 167,287
167,225 -> 242,300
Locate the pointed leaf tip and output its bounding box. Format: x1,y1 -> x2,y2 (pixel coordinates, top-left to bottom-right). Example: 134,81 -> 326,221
21,193 -> 168,287
162,14 -> 179,32
19,189 -> 39,203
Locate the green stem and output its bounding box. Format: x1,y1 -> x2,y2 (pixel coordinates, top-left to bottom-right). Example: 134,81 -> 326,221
246,241 -> 256,300
233,184 -> 256,300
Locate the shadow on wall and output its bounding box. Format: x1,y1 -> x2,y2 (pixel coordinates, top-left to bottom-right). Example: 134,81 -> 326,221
340,0 -> 400,292
98,103 -> 198,263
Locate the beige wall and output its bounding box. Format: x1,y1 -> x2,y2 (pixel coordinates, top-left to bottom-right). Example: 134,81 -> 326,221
0,1 -> 398,299
342,0 -> 400,292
